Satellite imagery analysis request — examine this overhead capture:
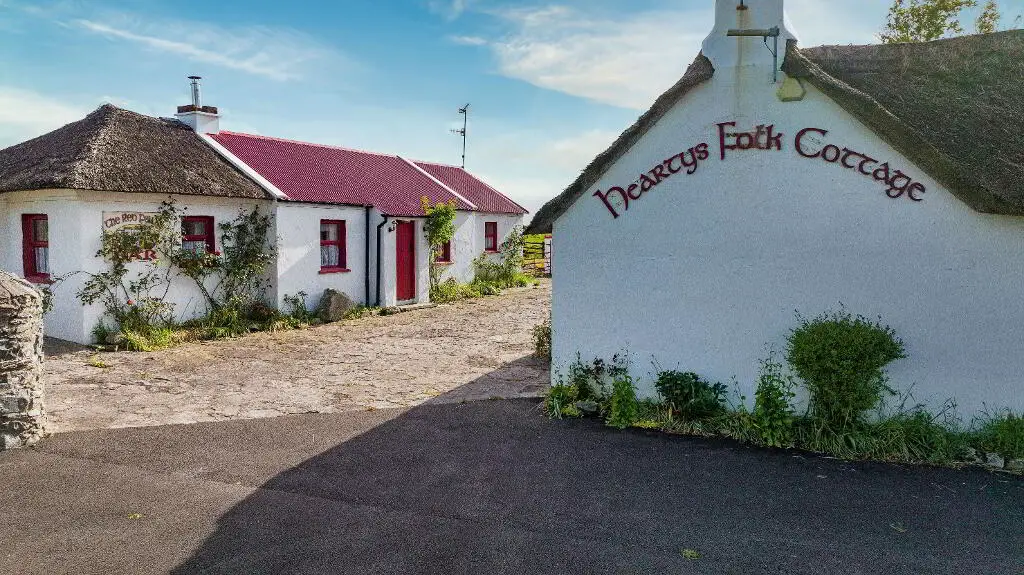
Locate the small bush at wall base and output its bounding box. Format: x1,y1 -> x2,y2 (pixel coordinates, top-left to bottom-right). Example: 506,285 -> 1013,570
654,371 -> 727,421
544,384 -> 581,419
283,291 -> 320,324
787,309 -> 906,430
752,354 -> 797,448
533,316 -> 551,361
605,370 -> 639,430
972,409 -> 1024,460
431,279 -> 481,303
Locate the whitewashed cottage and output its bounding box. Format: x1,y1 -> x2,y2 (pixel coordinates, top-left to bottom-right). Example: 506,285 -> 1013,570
0,86 -> 527,344
527,0 -> 1024,415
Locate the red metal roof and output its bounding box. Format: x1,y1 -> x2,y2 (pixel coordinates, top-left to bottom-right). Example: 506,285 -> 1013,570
415,161 -> 528,215
209,132 -> 473,216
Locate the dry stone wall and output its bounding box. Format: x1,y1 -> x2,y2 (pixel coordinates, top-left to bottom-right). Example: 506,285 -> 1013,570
0,270 -> 45,449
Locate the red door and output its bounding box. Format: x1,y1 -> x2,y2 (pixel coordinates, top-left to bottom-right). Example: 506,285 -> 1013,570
396,220 -> 416,302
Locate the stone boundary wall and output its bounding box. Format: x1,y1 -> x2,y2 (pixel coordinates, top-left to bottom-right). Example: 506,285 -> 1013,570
0,270 -> 45,449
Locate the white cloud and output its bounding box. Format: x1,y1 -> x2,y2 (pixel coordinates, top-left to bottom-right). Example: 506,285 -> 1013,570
74,16 -> 341,81
475,5 -> 712,109
539,129 -> 618,171
0,87 -> 89,147
448,35 -> 488,46
429,0 -> 475,21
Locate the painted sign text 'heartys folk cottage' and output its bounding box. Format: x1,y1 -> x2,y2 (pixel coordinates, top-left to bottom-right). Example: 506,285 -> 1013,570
592,122 -> 927,219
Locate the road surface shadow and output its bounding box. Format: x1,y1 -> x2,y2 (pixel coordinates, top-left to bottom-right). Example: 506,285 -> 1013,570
162,362 -> 1024,574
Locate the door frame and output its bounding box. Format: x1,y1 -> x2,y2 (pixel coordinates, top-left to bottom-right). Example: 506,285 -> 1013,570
395,220 -> 416,302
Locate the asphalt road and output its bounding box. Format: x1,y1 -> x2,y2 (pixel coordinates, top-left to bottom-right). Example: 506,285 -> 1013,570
1,399 -> 1021,574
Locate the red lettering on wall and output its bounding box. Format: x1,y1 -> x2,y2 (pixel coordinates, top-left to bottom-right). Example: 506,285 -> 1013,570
719,122 -> 785,160
794,130 -> 927,203
593,140 -> 710,218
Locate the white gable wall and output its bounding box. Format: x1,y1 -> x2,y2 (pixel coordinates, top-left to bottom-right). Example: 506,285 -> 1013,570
552,69 -> 1024,416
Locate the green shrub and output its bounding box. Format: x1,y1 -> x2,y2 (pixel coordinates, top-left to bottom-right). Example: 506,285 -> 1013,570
472,226 -> 528,289
605,370 -> 639,430
787,310 -> 905,430
120,326 -> 175,352
533,316 -> 551,361
470,279 -> 503,296
972,409 -> 1024,460
654,371 -> 727,420
868,407 -> 966,463
752,355 -> 796,448
283,291 -> 319,323
430,278 -> 481,303
545,384 -> 581,419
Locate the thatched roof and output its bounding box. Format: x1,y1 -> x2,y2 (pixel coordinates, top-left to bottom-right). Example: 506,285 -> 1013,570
526,54 -> 715,234
0,104 -> 270,199
784,30 -> 1024,216
527,30 -> 1024,233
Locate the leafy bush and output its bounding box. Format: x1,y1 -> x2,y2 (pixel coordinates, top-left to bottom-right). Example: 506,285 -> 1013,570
473,226 -> 529,289
787,310 -> 905,430
533,316 -> 551,361
972,409 -> 1024,460
654,371 -> 727,420
752,355 -> 796,448
544,384 -> 581,419
430,278 -> 481,303
283,291 -> 320,324
605,370 -> 639,429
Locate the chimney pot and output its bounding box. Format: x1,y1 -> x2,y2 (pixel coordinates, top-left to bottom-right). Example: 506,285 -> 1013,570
175,76 -> 220,134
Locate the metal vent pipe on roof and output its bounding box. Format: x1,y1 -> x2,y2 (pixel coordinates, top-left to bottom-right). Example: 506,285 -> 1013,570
188,76 -> 202,108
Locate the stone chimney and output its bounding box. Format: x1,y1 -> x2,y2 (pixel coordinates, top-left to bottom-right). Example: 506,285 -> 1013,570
175,75 -> 220,134
701,0 -> 799,81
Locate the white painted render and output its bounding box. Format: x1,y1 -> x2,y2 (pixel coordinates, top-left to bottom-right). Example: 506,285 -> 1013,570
369,211 -> 431,308
438,212 -> 527,284
0,189 -> 269,344
551,2 -> 1024,416
273,202 -> 369,311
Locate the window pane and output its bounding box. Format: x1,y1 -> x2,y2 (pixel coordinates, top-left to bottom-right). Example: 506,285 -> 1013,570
182,240 -> 207,254
184,220 -> 206,237
320,222 -> 339,242
322,245 -> 340,267
34,247 -> 48,274
33,218 -> 48,242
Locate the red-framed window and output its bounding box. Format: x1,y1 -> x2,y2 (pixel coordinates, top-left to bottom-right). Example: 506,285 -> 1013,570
21,214 -> 49,282
484,221 -> 498,252
435,240 -> 452,263
182,216 -> 215,254
320,220 -> 348,272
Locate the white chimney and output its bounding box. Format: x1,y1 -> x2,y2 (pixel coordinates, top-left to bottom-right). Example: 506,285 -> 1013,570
175,75 -> 220,134
701,0 -> 800,81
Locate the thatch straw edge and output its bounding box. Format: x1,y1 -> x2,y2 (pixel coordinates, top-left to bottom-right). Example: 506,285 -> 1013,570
526,54 -> 715,234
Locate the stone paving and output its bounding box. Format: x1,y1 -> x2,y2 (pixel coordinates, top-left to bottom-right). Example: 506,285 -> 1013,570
42,281 -> 551,432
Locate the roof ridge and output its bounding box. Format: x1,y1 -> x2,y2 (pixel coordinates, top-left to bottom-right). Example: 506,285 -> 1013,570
457,169 -> 530,214
411,159 -> 461,169
67,104 -> 121,189
216,131 -> 400,158
399,156 -> 477,210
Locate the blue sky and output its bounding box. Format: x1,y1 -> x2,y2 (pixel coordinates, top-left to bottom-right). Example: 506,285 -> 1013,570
1,0 -> 1020,216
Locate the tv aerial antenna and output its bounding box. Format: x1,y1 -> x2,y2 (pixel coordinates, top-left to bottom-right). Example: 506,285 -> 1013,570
450,103 -> 470,168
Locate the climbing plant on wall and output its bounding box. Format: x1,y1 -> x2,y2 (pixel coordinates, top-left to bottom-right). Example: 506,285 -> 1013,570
421,196 -> 457,291
77,199 -> 275,345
